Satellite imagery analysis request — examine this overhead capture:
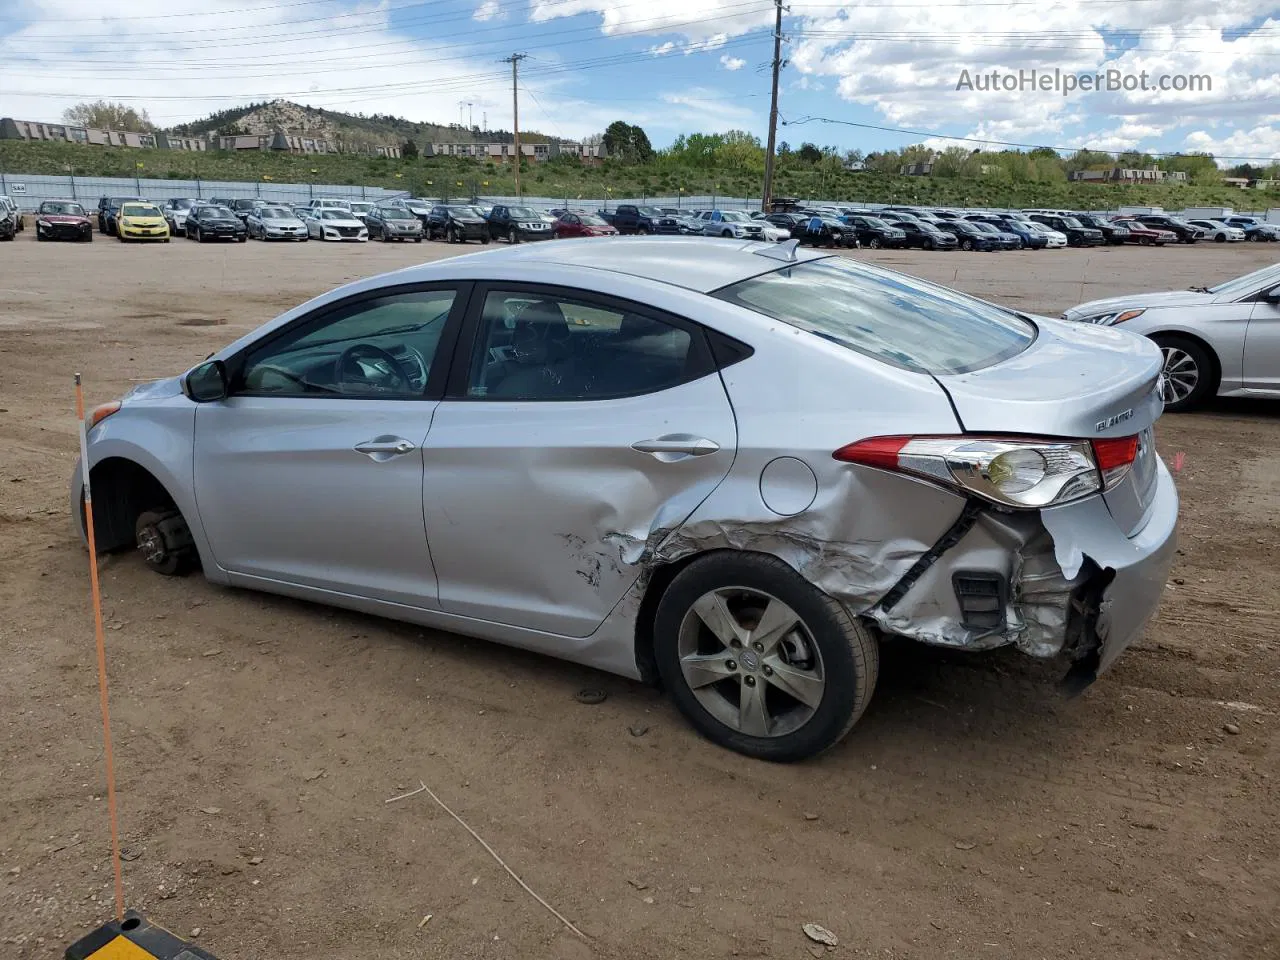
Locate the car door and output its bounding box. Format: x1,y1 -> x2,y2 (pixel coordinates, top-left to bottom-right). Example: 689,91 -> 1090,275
420,283 -> 738,637
192,283 -> 468,607
1245,284 -> 1280,392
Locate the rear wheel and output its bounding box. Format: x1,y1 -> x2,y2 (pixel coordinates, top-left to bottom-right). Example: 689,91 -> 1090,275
1153,335 -> 1217,413
960,239 -> 973,251
448,225 -> 459,244
868,237 -> 881,249
654,553 -> 878,762
1215,233 -> 1226,243
135,510 -> 197,576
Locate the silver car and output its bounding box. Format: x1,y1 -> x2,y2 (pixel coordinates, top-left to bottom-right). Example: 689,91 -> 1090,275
71,239 -> 1177,761
246,205 -> 308,241
1064,262 -> 1280,411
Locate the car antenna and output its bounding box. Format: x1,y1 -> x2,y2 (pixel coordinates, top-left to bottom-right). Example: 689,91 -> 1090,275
754,238 -> 800,262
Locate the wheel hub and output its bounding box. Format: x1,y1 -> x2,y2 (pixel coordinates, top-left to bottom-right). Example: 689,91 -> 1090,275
739,649 -> 760,672
137,526 -> 166,564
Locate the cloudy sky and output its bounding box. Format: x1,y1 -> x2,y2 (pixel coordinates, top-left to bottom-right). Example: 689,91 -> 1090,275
2,0 -> 1278,162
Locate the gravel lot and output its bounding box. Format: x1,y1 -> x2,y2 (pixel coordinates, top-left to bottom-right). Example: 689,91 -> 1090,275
2,235 -> 1277,960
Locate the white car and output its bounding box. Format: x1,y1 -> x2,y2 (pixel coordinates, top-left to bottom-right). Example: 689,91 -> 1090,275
759,223 -> 792,242
1064,261 -> 1280,411
1027,221 -> 1068,248
1187,219 -> 1246,243
304,209 -> 368,242
309,197 -> 353,213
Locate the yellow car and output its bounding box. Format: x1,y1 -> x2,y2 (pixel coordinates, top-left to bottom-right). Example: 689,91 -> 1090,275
117,202 -> 170,243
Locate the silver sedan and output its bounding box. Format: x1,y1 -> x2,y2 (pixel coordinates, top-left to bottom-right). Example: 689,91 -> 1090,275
71,239 -> 1177,761
246,205 -> 309,241
1064,262 -> 1280,411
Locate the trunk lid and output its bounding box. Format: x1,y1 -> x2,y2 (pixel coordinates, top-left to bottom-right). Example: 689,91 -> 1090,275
933,316 -> 1164,536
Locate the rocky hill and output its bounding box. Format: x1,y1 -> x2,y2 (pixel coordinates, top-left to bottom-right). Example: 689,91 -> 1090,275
167,99 -> 553,147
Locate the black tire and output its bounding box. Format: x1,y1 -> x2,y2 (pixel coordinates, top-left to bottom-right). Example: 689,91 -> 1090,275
638,225 -> 651,235
1214,234 -> 1226,243
923,238 -> 934,251
960,239 -> 973,251
868,237 -> 881,249
85,232 -> 93,243
721,229 -> 734,238
481,235 -> 490,244
237,233 -> 247,243
1247,233 -> 1259,242
194,227 -> 203,243
36,229 -> 46,242
135,509 -> 197,577
653,552 -> 879,762
1152,335 -> 1217,413
508,227 -> 519,244
414,237 -> 421,243
448,226 -> 459,244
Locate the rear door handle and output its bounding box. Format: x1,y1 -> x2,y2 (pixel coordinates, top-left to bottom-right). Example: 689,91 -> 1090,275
354,436 -> 416,461
631,434 -> 720,459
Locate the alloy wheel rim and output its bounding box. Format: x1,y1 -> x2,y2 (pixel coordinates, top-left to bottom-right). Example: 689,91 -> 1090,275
1160,347 -> 1199,403
677,587 -> 825,739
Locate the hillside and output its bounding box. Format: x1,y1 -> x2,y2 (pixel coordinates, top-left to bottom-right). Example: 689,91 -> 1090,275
3,138 -> 1278,211
165,99 -> 554,148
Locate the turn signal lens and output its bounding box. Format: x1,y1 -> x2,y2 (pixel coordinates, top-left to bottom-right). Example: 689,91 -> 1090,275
87,401 -> 121,429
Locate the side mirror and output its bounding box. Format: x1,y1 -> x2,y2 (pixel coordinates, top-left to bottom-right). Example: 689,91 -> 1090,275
184,360 -> 228,402
1266,286 -> 1280,304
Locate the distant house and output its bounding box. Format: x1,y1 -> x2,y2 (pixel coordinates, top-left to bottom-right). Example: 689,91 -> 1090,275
427,139 -> 606,165
1068,167 -> 1189,184
843,159 -> 866,172
1222,177 -> 1250,189
900,162 -> 933,176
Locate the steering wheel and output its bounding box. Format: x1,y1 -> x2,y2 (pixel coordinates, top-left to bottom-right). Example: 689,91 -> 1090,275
335,343 -> 413,394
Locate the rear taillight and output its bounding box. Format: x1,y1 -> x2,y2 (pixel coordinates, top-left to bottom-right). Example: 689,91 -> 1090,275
834,435 -> 1103,509
1092,435 -> 1139,489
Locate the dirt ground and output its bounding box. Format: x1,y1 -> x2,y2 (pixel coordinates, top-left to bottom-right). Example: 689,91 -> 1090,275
1,234 -> 1277,960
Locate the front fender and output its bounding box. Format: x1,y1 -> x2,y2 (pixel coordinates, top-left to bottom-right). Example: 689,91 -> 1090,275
69,406 -> 227,584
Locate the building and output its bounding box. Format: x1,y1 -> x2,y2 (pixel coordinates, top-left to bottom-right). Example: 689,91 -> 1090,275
426,140 -> 607,165
1068,167 -> 1190,184
0,117 -> 397,157
899,161 -> 934,176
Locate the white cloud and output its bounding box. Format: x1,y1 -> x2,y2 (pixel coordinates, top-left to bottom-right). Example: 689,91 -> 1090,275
473,0 -> 501,22
650,41 -> 676,56
720,55 -> 746,71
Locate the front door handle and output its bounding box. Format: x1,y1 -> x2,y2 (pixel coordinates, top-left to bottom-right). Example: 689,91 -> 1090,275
354,436 -> 416,461
631,434 -> 720,460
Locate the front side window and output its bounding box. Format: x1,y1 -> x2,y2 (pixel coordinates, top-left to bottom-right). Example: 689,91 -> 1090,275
467,290 -> 697,401
715,257 -> 1035,375
240,290 -> 456,398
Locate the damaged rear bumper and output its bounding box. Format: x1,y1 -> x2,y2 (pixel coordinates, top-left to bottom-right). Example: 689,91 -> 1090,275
867,459 -> 1177,683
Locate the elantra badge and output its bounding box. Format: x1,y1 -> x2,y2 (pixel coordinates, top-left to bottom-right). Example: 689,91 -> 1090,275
1096,408 -> 1134,432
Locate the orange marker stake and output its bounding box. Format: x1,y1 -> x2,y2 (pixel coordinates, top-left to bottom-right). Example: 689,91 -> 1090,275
75,374 -> 125,922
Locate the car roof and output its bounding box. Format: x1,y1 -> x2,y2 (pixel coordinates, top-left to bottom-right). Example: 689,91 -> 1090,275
401,237 -> 828,293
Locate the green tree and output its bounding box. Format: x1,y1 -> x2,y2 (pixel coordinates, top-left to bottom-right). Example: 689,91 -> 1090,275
602,121 -> 654,163
796,142 -> 822,164
62,100 -> 155,132
402,139 -> 419,159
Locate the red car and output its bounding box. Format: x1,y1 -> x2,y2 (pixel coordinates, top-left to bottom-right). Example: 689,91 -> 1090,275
553,211 -> 618,239
1110,217 -> 1175,246
35,200 -> 95,242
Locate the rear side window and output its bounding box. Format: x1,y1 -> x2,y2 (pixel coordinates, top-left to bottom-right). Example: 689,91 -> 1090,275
714,257 -> 1034,375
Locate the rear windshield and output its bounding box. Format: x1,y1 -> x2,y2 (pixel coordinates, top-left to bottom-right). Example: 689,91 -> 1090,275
715,257 -> 1035,375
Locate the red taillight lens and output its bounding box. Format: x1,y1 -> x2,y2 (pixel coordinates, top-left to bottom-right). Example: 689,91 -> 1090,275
833,436 -> 911,469
1092,435 -> 1139,489
1092,435 -> 1138,470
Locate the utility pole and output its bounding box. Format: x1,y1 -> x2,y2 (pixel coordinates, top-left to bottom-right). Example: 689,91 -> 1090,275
503,53 -> 528,196
761,0 -> 784,213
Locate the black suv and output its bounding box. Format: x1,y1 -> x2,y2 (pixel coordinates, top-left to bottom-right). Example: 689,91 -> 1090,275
487,204 -> 553,243
794,215 -> 855,248
97,196 -> 145,235
1134,214 -> 1203,243
427,204 -> 490,243
185,204 -> 248,242
231,198 -> 264,222
1027,214 -> 1105,247
880,217 -> 956,250
1073,213 -> 1130,245
839,214 -> 907,249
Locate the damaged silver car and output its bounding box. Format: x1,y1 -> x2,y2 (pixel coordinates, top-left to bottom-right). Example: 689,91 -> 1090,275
71,238 -> 1178,761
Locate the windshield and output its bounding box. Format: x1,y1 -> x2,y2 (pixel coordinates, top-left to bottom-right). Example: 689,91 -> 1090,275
319,210 -> 351,220
446,205 -> 482,217
404,201 -> 430,213
860,217 -> 891,229
1057,217 -> 1083,229
40,202 -> 86,216
204,206 -> 235,218
507,206 -> 539,219
715,257 -> 1034,375
718,211 -> 750,222
579,214 -> 608,226
635,206 -> 662,217
350,203 -> 373,212
121,203 -> 161,217
170,199 -> 195,210
318,201 -> 351,209
234,200 -> 256,209
1028,222 -> 1053,233
259,207 -> 292,219
378,206 -> 412,218
1207,263 -> 1280,298
970,223 -> 999,234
